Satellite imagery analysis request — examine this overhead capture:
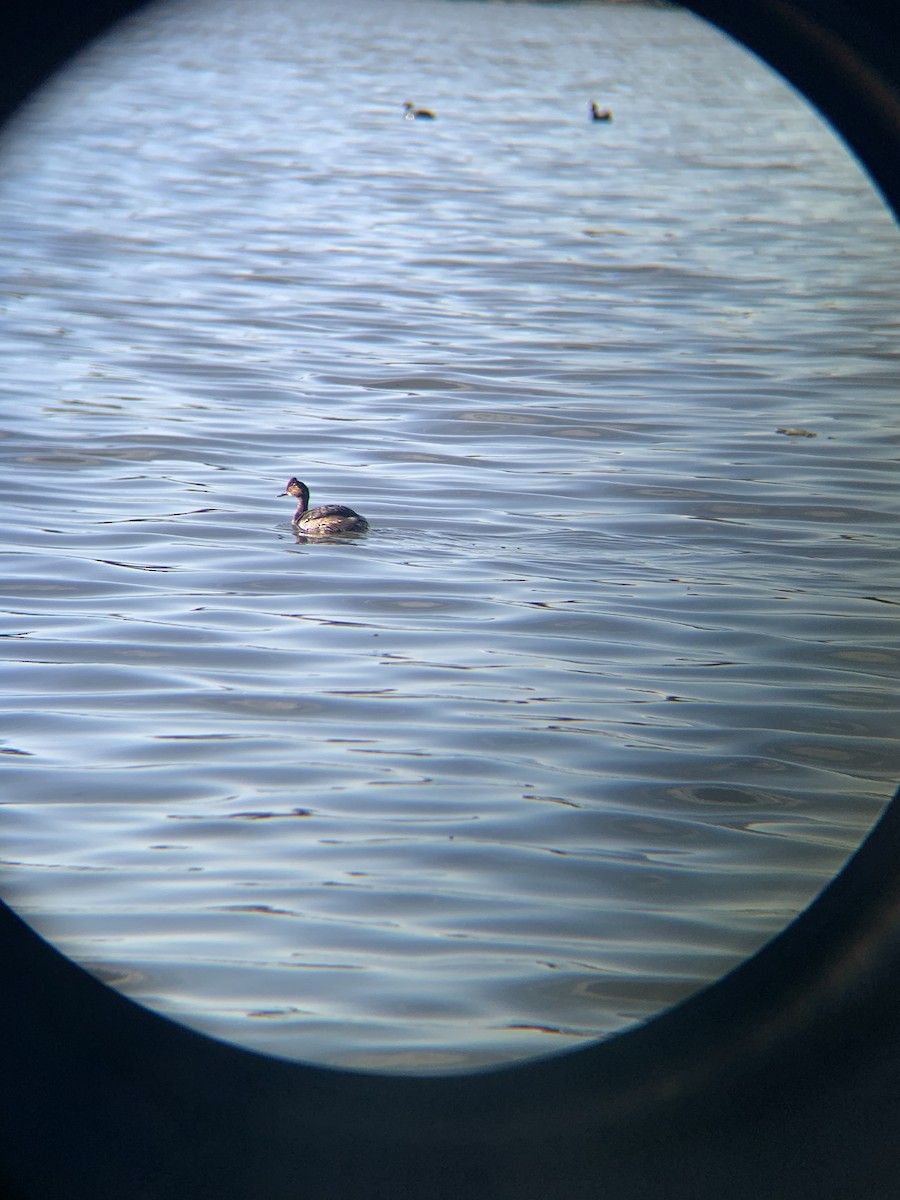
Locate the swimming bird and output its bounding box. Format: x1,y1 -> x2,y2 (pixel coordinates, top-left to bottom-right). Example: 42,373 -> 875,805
279,478 -> 369,536
590,101 -> 613,122
404,101 -> 436,120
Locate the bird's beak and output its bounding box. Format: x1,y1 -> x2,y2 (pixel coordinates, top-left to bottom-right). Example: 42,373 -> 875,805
278,490 -> 288,497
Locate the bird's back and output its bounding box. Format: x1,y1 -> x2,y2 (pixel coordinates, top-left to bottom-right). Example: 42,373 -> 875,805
297,504 -> 368,534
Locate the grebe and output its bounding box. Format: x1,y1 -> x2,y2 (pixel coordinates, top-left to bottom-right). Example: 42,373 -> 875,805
404,101 -> 436,120
279,478 -> 369,536
590,101 -> 613,122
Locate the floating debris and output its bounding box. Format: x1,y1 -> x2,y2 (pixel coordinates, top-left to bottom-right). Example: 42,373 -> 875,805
776,427 -> 817,438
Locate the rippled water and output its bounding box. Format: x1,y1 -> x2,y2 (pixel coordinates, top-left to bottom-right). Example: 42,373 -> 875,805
1,0 -> 899,1072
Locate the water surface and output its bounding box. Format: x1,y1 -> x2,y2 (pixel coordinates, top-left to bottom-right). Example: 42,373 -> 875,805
1,0 -> 899,1072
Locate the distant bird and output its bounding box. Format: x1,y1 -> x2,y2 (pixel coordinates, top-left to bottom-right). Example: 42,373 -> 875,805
590,101 -> 613,122
404,101 -> 436,120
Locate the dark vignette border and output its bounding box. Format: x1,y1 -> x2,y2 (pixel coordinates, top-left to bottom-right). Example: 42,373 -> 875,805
1,2 -> 899,1197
